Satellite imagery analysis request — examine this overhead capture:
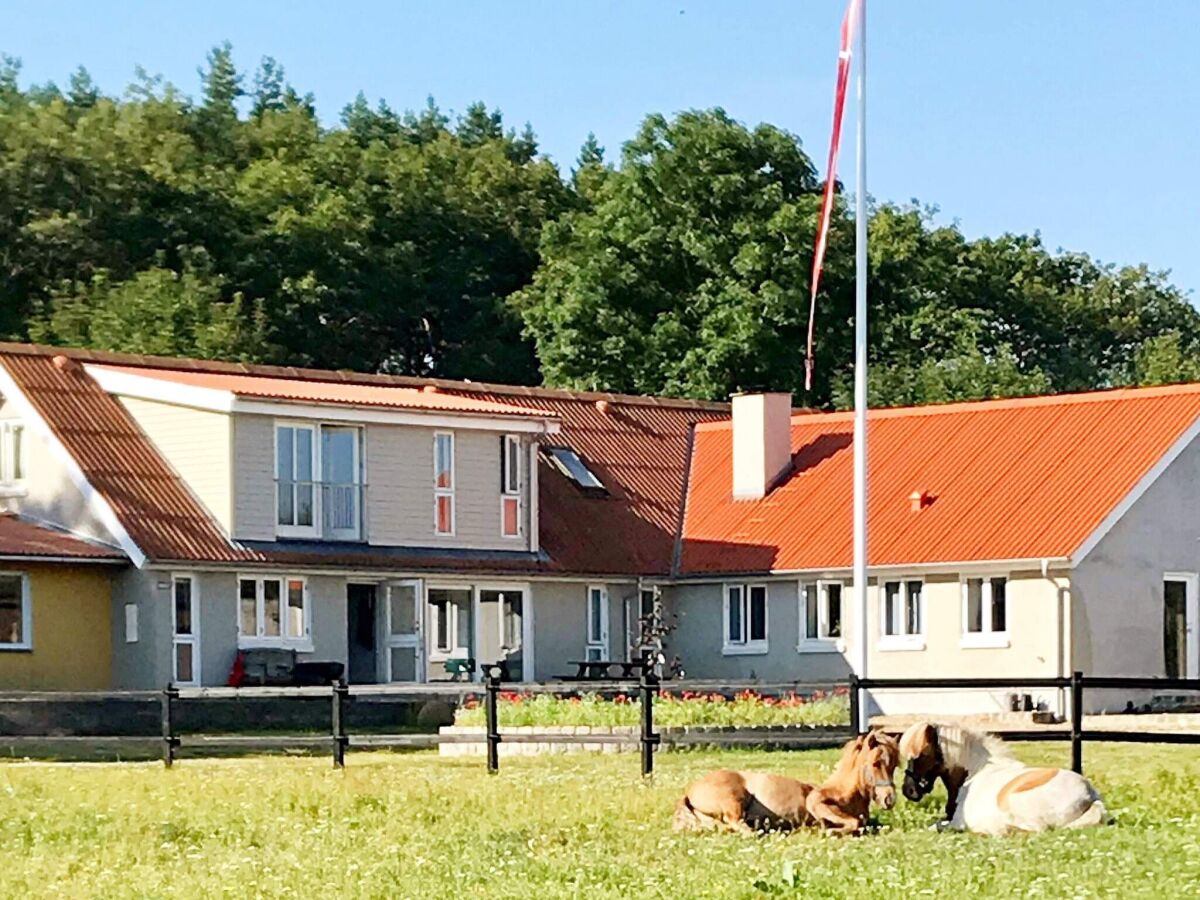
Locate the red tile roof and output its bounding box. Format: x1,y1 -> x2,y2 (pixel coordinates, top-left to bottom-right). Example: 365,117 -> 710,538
680,385 -> 1200,574
0,343 -> 724,575
88,365 -> 553,419
0,515 -> 125,562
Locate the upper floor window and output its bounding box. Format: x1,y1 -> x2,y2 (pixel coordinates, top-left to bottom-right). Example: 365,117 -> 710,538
0,572 -> 31,650
0,421 -> 25,485
276,423 -> 362,540
724,583 -> 768,655
238,575 -> 309,648
276,424 -> 315,533
434,432 -> 455,535
800,580 -> 843,649
962,576 -> 1009,648
500,435 -> 521,538
881,579 -> 924,651
545,446 -> 605,492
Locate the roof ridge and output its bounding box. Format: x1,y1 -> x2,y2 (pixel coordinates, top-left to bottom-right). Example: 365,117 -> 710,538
695,382 -> 1200,431
0,341 -> 730,413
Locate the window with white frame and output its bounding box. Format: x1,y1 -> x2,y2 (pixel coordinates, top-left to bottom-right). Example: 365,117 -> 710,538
724,583 -> 768,653
173,575 -> 199,685
434,432 -> 455,535
276,424 -> 315,533
586,585 -> 609,660
800,580 -> 843,646
500,434 -> 521,538
0,573 -> 30,649
238,576 -> 309,647
0,421 -> 25,486
427,587 -> 471,658
962,576 -> 1008,647
881,579 -> 924,647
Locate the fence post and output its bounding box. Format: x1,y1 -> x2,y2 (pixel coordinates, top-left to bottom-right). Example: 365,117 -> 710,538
1070,670 -> 1084,774
331,679 -> 349,768
485,669 -> 502,774
639,658 -> 660,779
848,673 -> 863,735
160,682 -> 179,768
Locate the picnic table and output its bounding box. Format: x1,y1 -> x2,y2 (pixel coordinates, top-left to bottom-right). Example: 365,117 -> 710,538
562,659 -> 646,681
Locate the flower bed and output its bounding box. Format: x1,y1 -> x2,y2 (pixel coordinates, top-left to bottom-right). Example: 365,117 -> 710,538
453,688 -> 849,728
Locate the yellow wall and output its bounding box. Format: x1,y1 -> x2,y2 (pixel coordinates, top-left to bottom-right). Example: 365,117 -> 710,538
0,565 -> 113,689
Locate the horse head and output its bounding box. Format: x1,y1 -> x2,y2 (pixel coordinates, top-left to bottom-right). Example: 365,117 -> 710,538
899,721 -> 944,802
858,730 -> 899,810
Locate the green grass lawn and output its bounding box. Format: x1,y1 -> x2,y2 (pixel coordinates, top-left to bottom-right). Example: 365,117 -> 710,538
2,743 -> 1198,899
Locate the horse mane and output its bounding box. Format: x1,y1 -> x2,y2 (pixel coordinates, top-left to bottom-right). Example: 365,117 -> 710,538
831,735 -> 865,778
935,724 -> 1012,771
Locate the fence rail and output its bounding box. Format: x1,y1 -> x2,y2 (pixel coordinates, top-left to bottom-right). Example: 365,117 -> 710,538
850,671 -> 1200,774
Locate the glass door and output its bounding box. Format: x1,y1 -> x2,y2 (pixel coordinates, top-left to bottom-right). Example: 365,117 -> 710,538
172,575 -> 200,686
1164,574 -> 1199,679
321,426 -> 361,540
384,580 -> 424,682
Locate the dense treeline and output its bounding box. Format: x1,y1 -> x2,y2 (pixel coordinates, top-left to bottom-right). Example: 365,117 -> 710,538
2,47 -> 1198,407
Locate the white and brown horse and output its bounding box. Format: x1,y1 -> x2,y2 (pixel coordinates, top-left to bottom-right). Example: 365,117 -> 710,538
673,730 -> 899,835
899,721 -> 1106,835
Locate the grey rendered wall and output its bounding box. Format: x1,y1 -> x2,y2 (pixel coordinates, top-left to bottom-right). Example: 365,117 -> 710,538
665,581 -> 851,683
0,396 -> 119,546
110,568 -> 172,689
531,581 -> 634,680
1072,431 -> 1200,699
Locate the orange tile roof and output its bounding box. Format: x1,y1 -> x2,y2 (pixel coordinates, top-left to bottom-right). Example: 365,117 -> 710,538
88,365 -> 552,419
0,515 -> 126,561
680,385 -> 1200,574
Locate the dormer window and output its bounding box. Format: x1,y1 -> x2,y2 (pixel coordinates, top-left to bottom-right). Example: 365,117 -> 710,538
434,432 -> 455,535
275,422 -> 362,540
0,421 -> 25,486
545,446 -> 605,492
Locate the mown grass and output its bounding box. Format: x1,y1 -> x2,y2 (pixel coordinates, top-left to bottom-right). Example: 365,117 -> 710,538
454,690 -> 849,728
1,743 -> 1198,898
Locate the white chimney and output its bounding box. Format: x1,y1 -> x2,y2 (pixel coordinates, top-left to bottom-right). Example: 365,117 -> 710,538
731,392 -> 793,499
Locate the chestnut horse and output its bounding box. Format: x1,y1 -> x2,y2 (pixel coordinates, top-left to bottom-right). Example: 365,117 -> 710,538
900,721 -> 1106,835
673,730 -> 899,835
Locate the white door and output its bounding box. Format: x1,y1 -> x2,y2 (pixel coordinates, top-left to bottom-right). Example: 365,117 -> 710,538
172,575 -> 200,686
1164,573 -> 1199,679
383,580 -> 424,682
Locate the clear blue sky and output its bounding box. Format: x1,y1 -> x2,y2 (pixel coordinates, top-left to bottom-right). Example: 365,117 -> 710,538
6,1 -> 1199,296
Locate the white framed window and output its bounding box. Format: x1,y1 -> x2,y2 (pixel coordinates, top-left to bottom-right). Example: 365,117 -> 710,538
172,574 -> 200,685
0,421 -> 25,486
961,576 -> 1009,648
724,583 -> 768,655
276,424 -> 316,536
427,586 -> 471,659
434,432 -> 455,535
237,575 -> 310,649
0,572 -> 31,650
880,579 -> 924,651
500,434 -> 522,538
586,585 -> 609,661
799,580 -> 843,652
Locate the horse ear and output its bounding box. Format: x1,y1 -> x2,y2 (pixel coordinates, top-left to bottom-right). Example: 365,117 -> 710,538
865,731 -> 879,749
922,723 -> 938,748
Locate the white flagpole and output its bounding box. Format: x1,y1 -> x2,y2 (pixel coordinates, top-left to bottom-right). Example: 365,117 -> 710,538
852,0 -> 870,732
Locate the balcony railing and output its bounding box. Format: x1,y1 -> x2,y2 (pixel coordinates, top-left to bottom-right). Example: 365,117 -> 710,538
276,480 -> 366,541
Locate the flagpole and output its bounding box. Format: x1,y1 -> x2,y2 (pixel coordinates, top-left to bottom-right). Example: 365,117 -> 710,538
852,0 -> 869,732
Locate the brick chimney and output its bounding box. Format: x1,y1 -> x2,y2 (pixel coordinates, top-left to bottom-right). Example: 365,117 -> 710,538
731,392 -> 793,499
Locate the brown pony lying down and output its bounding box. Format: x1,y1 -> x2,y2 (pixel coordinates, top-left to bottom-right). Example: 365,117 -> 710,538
673,730 -> 899,835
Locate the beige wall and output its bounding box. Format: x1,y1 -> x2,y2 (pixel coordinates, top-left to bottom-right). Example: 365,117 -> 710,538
120,397 -> 233,532
232,414 -> 276,541
368,425 -> 530,551
0,397 -> 120,546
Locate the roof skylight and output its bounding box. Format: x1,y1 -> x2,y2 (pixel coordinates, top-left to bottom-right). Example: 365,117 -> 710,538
545,446 -> 605,491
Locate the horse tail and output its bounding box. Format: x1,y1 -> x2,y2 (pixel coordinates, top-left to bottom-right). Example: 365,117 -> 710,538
1063,798 -> 1106,829
673,794 -> 701,832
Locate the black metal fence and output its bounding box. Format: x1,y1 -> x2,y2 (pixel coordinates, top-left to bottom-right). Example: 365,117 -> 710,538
850,672 -> 1200,774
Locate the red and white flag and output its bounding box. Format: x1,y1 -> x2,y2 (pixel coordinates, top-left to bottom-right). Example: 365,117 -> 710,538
805,0 -> 861,392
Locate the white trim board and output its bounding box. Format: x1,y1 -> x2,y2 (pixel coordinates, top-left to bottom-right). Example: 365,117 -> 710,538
0,362 -> 147,567
1070,413 -> 1200,566
85,365 -> 560,435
